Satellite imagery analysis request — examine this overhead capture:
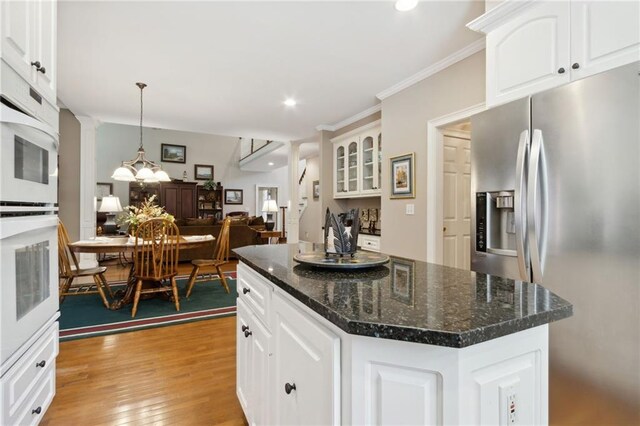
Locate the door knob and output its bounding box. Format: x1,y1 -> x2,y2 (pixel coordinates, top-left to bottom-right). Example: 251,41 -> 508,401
443,227 -> 447,232
242,288 -> 250,294
558,67 -> 565,74
284,382 -> 297,394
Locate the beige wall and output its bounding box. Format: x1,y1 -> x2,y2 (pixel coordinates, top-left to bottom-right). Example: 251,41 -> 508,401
58,109 -> 81,242
380,51 -> 485,261
299,156 -> 322,243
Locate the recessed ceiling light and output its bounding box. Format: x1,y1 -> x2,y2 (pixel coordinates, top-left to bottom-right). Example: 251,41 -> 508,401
268,162 -> 274,166
395,0 -> 418,12
284,98 -> 297,107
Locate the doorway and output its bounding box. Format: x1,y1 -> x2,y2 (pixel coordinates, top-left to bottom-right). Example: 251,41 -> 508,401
256,185 -> 279,229
442,123 -> 471,269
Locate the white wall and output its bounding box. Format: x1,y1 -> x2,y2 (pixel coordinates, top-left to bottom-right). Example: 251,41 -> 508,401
96,123 -> 288,218
299,155 -> 322,242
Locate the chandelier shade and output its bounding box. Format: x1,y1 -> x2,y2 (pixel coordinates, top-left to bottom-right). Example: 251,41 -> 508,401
111,83 -> 171,183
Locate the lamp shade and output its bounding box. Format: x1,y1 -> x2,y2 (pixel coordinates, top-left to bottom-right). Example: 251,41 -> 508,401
262,199 -> 278,213
99,195 -> 123,213
135,167 -> 155,180
154,170 -> 171,182
111,166 -> 135,181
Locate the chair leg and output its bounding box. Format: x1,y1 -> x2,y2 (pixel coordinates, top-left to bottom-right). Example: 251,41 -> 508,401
93,275 -> 110,309
59,276 -> 74,304
171,277 -> 180,312
186,265 -> 200,298
131,279 -> 143,318
99,273 -> 114,298
217,266 -> 231,294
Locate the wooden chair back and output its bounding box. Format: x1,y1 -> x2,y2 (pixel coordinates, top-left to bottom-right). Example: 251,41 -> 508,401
134,219 -> 180,281
58,220 -> 79,278
214,217 -> 232,263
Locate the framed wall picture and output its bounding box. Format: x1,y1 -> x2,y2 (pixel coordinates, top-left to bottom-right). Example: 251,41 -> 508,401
390,258 -> 415,306
96,182 -> 113,201
194,164 -> 214,181
224,189 -> 243,205
390,152 -> 415,199
313,180 -> 320,200
161,143 -> 186,163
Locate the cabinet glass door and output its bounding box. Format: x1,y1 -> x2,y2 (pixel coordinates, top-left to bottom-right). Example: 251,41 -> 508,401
361,136 -> 374,191
336,145 -> 345,194
377,132 -> 382,190
348,141 -> 358,192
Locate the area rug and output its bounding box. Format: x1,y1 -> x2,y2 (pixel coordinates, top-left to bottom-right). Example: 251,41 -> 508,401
59,272 -> 237,341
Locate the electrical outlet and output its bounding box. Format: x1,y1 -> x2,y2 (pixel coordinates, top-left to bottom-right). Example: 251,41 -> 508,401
406,204 -> 415,215
499,380 -> 519,425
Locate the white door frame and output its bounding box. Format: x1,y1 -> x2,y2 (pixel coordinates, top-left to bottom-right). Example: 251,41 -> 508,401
426,102 -> 485,264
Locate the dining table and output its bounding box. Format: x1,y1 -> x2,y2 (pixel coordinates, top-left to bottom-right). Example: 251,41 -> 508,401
68,234 -> 216,310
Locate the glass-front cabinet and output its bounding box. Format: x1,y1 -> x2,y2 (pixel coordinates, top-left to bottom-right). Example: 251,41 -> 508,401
332,120 -> 381,198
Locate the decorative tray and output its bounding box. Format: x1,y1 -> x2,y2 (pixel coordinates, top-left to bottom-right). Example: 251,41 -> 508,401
293,251 -> 390,269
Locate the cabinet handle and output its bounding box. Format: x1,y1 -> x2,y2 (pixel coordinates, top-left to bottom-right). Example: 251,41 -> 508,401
244,329 -> 252,338
242,288 -> 250,294
241,325 -> 248,332
558,67 -> 566,74
31,61 -> 41,69
285,382 -> 297,394
32,407 -> 42,415
572,63 -> 580,70
38,66 -> 46,74
36,360 -> 46,368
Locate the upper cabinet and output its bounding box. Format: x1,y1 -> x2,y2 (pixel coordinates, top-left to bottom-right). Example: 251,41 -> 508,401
468,0 -> 640,107
332,120 -> 382,199
1,0 -> 57,108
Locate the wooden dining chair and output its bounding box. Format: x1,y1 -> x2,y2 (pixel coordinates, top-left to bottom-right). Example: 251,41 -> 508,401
131,218 -> 181,318
185,217 -> 231,298
58,220 -> 113,308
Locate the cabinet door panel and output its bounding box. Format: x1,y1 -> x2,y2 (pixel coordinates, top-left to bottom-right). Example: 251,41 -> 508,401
571,1 -> 640,80
34,0 -> 56,103
1,0 -> 34,79
487,1 -> 570,106
179,186 -> 196,218
236,299 -> 252,418
334,144 -> 346,197
249,314 -> 271,426
273,295 -> 340,425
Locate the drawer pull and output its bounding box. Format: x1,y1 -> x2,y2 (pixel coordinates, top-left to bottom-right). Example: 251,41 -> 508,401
36,360 -> 46,368
31,61 -> 41,69
241,325 -> 248,332
284,382 -> 297,394
244,329 -> 252,338
38,66 -> 46,74
32,407 -> 42,415
242,288 -> 250,294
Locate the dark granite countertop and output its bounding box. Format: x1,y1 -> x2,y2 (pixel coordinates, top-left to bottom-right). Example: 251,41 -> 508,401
233,243 -> 572,348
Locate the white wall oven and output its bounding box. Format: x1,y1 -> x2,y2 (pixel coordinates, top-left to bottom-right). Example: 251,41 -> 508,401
0,100 -> 59,365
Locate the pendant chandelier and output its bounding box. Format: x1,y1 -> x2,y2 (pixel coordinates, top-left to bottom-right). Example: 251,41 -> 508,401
111,82 -> 171,183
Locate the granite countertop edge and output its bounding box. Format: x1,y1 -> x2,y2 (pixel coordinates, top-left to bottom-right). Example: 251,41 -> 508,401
234,249 -> 573,349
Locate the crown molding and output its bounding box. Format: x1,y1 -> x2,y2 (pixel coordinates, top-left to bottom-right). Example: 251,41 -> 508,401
375,38 -> 486,101
316,103 -> 381,133
466,0 -> 536,34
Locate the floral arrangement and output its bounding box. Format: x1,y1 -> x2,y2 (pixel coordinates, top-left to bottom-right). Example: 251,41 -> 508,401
118,195 -> 174,234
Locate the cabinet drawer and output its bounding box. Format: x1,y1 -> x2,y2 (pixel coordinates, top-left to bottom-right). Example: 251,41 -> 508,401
10,364 -> 55,426
237,263 -> 272,329
359,235 -> 380,252
1,321 -> 58,418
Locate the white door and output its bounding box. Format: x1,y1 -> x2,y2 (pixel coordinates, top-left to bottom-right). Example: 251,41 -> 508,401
443,131 -> 471,269
236,299 -> 253,419
486,0 -> 571,107
0,0 -> 36,81
570,0 -> 640,80
273,295 -> 340,425
34,0 -> 57,104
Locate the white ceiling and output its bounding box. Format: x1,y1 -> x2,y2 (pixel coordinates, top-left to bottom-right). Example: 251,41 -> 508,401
58,1 -> 483,141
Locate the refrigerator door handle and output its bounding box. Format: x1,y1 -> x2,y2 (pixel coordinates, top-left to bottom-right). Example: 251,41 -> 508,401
528,129 -> 548,283
514,130 -> 529,280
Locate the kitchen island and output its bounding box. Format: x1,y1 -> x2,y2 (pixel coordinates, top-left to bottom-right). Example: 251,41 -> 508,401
233,243 -> 572,425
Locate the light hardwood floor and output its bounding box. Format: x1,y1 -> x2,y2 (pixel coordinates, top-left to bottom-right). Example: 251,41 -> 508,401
43,262 -> 638,425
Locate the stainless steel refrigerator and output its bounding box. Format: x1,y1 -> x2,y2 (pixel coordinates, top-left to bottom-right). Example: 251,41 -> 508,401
471,62 -> 639,404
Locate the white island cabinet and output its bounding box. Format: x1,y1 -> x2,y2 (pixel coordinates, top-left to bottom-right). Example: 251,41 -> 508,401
235,244 -> 572,425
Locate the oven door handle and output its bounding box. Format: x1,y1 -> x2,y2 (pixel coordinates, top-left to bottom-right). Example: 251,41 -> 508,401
1,104 -> 59,147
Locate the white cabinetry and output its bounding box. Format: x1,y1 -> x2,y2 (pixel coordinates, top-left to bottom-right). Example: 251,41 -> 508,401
0,0 -> 58,129
332,120 -> 382,199
469,0 -> 640,107
236,263 -> 340,426
357,234 -> 381,252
